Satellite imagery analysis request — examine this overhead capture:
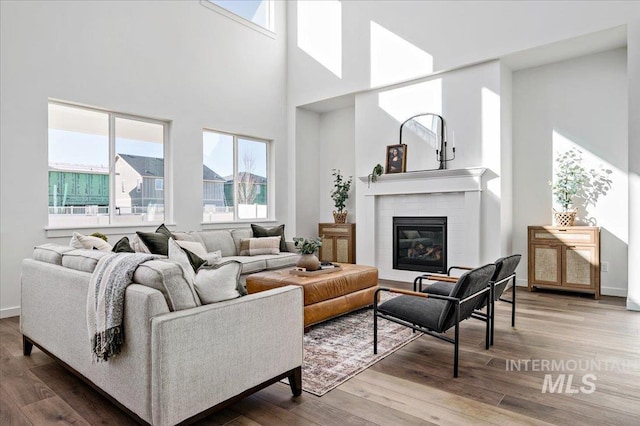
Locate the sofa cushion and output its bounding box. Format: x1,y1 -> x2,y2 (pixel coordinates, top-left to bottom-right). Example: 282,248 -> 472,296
70,232 -> 112,251
238,237 -> 281,256
196,230 -> 237,257
231,228 -> 252,254
33,244 -> 74,265
194,261 -> 243,303
62,249 -> 110,273
251,224 -> 288,252
133,259 -> 201,311
216,256 -> 266,274
264,252 -> 299,270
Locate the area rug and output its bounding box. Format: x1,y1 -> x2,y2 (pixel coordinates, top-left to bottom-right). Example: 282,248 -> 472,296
298,294 -> 423,396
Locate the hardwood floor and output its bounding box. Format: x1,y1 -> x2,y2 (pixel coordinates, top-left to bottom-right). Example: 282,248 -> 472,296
1,287 -> 639,425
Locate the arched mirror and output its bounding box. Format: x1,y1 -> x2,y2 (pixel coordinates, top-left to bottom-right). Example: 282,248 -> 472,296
399,113 -> 453,171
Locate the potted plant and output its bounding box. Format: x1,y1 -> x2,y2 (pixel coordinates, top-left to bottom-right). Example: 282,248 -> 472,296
293,237 -> 323,271
330,169 -> 353,223
550,148 -> 612,226
367,163 -> 384,187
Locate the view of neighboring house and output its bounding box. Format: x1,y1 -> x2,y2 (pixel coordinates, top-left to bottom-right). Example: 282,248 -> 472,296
48,163 -> 109,209
223,172 -> 267,207
49,154 -> 229,215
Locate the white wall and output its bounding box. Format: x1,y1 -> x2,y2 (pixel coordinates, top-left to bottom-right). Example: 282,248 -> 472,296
512,48 -> 629,296
294,108 -> 321,238
626,22 -> 640,310
0,1 -> 288,317
287,2 -> 638,301
287,1 -> 639,107
353,61 -> 506,265
318,107 -> 356,223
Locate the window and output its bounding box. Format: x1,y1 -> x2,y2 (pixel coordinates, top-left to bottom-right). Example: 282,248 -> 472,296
203,130 -> 270,222
203,0 -> 274,33
48,102 -> 167,227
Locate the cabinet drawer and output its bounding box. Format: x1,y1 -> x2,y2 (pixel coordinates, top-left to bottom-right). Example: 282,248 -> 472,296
319,224 -> 352,235
528,227 -> 596,244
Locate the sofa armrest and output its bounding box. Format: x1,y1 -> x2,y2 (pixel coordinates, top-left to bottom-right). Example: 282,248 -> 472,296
149,285 -> 303,426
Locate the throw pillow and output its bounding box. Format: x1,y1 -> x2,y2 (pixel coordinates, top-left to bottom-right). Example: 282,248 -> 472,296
136,231 -> 170,255
194,261 -> 243,303
70,232 -> 112,251
251,224 -> 287,252
238,236 -> 281,256
201,250 -> 223,265
168,238 -> 197,284
176,240 -> 207,258
131,233 -> 151,253
112,237 -> 135,253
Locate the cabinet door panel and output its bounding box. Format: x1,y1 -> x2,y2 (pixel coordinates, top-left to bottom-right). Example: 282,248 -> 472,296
532,244 -> 561,284
320,236 -> 334,262
336,238 -> 350,263
564,246 -> 595,287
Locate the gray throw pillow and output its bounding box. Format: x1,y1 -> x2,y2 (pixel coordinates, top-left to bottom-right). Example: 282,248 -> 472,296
194,261 -> 243,304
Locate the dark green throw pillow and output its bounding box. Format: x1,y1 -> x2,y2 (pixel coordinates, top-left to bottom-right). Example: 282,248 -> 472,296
184,248 -> 207,272
136,231 -> 170,255
112,237 -> 135,253
251,224 -> 287,252
135,224 -> 174,255
156,223 -> 173,238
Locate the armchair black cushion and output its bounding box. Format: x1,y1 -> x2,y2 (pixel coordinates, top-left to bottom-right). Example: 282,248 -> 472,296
374,264 -> 495,377
420,254 -> 521,346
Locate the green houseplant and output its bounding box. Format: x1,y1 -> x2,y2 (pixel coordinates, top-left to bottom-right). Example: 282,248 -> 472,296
367,163 -> 384,187
330,169 -> 353,223
293,237 -> 323,271
550,148 -> 612,226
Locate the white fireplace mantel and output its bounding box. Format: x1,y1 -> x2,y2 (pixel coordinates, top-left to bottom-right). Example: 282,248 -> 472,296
355,167 -> 487,282
358,167 -> 486,196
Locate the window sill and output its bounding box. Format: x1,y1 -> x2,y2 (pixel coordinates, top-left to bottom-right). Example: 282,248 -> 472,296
45,223 -> 176,238
201,219 -> 279,229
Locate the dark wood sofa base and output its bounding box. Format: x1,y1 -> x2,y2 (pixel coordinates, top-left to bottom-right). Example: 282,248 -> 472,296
23,335 -> 302,425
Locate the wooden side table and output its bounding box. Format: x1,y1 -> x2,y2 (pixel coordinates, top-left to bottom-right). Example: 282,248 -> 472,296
528,226 -> 600,299
318,223 -> 356,264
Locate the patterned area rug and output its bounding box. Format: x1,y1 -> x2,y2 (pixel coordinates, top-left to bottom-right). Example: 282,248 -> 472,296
299,294 -> 423,396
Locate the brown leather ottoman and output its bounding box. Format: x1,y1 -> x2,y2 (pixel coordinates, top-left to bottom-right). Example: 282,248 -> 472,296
246,264 -> 379,327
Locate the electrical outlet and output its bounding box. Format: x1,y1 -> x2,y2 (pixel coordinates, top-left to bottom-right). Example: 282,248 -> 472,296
601,261 -> 609,272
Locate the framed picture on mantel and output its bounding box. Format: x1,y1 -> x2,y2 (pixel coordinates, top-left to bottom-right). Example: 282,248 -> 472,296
386,144 -> 406,174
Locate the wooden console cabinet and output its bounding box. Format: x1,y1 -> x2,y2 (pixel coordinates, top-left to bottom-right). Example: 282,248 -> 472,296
318,223 -> 356,264
528,226 -> 600,299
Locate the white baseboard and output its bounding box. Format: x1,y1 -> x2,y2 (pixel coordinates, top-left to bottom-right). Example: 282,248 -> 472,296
600,287 -> 628,298
626,299 -> 640,311
0,306 -> 20,319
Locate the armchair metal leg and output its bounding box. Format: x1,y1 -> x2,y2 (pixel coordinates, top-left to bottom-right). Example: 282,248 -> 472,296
373,293 -> 379,355
512,274 -> 517,327
487,288 -> 496,346
486,284 -> 492,349
454,304 -> 460,378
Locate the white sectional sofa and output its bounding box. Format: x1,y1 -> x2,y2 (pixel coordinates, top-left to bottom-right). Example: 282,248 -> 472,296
20,227 -> 304,425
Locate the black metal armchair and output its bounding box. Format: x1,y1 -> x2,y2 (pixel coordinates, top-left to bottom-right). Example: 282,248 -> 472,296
417,254 -> 521,346
374,264 -> 495,377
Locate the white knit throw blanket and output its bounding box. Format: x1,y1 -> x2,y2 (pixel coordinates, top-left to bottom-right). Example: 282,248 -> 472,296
87,253 -> 156,361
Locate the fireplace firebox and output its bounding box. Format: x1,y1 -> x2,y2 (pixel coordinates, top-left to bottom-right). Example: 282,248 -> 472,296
393,216 -> 447,273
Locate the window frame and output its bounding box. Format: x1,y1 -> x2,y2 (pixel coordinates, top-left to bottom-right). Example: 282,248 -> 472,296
202,129 -> 272,224
200,0 -> 275,38
47,100 -> 170,229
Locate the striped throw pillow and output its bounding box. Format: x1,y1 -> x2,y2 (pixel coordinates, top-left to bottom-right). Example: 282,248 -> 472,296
238,236 -> 281,256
